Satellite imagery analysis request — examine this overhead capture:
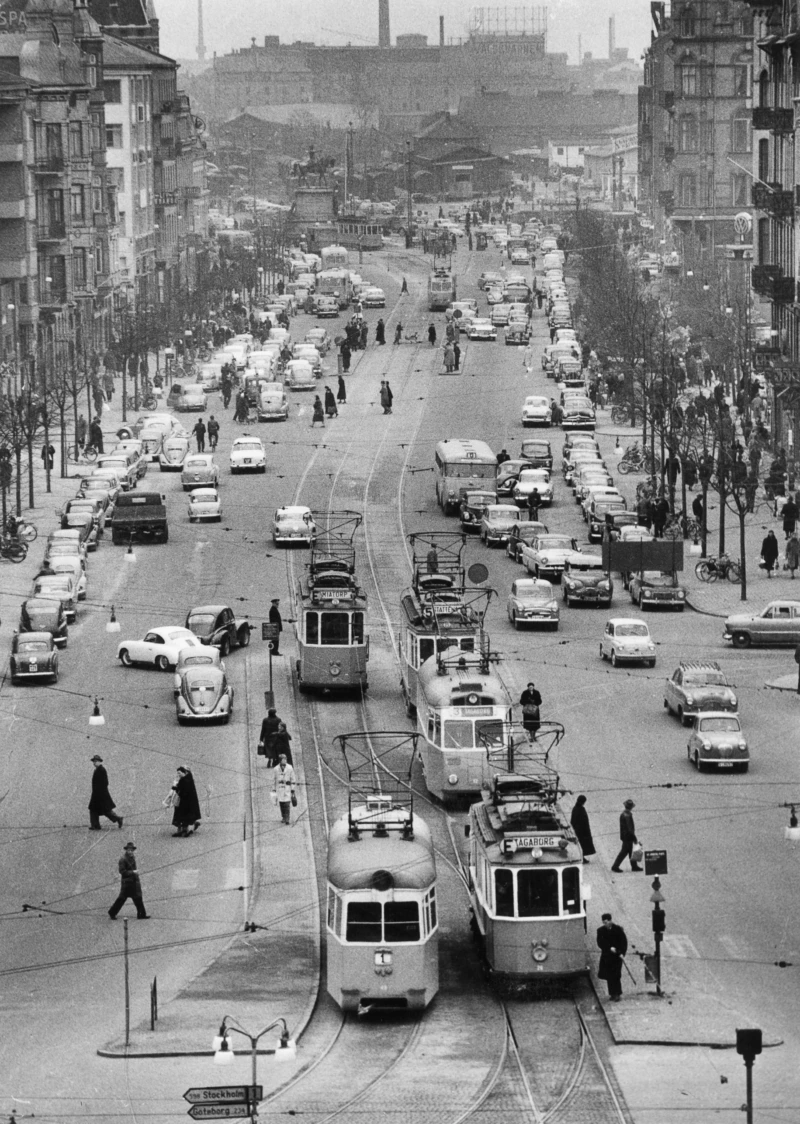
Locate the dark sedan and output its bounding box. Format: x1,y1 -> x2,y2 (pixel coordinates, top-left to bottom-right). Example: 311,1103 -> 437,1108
10,632 -> 59,683
19,598 -> 68,648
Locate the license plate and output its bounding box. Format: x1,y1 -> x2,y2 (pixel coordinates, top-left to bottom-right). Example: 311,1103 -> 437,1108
244,459 -> 251,464
717,762 -> 733,768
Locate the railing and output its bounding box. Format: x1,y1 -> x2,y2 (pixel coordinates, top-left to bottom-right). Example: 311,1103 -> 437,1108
33,152 -> 64,172
752,181 -> 794,216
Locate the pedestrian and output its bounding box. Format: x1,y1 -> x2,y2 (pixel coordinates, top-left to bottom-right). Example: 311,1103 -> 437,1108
77,413 -> 88,450
108,842 -> 149,920
550,400 -> 563,426
169,766 -> 201,836
444,342 -> 455,373
519,682 -> 542,736
782,495 -> 798,539
272,754 -> 297,825
570,795 -> 596,862
311,395 -> 325,427
522,344 -> 534,373
103,369 -> 115,400
378,380 -> 390,415
258,707 -> 282,765
400,277 -> 408,294
453,341 -> 461,370
496,448 -> 510,465
385,380 -> 393,414
652,495 -> 670,538
428,323 -> 437,347
360,322 -> 368,350
426,546 -> 439,573
337,375 -> 347,405
692,492 -> 705,528
88,754 -> 123,830
92,380 -> 104,417
207,415 -> 220,451
192,418 -> 206,452
41,442 -> 55,471
234,390 -> 247,423
375,318 -> 386,345
221,374 -> 232,409
341,341 -> 351,372
273,721 -> 293,765
269,598 -> 283,655
611,799 -> 641,872
597,913 -> 628,1001
89,416 -> 104,454
786,533 -> 800,579
324,385 -> 338,418
527,487 -> 541,521
761,529 -> 780,577
394,323 -> 403,345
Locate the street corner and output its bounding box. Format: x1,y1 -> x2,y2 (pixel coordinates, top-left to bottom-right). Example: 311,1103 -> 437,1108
765,672 -> 800,693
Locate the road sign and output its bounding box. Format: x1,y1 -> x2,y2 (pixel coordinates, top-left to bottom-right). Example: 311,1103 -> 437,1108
644,849 -> 668,875
187,1105 -> 249,1120
261,622 -> 279,641
184,1086 -> 262,1105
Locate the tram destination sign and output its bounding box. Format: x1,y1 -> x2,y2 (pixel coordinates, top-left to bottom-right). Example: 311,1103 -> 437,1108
503,834 -> 563,853
184,1087 -> 262,1105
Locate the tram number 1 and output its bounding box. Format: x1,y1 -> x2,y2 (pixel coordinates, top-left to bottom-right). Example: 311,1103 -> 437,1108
374,949 -> 393,968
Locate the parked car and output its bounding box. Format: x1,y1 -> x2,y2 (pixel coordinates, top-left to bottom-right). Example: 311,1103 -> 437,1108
629,571 -> 687,611
687,713 -> 749,772
18,599 -> 68,648
272,505 -> 316,546
507,578 -> 559,630
60,497 -> 105,538
181,453 -> 220,491
111,439 -> 149,479
10,632 -> 60,684
723,600 -> 800,648
38,554 -> 87,601
520,439 -> 553,471
587,499 -> 628,542
230,435 -> 266,474
599,617 -> 656,667
59,509 -> 99,551
95,454 -> 138,491
117,626 -> 200,670
30,573 -> 77,623
664,660 -> 738,725
561,557 -> 612,607
175,664 -> 234,724
505,521 -> 548,562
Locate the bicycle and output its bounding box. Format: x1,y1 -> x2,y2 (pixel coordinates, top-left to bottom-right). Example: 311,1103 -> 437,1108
5,516 -> 37,542
611,403 -> 632,425
0,536 -> 27,563
126,393 -> 157,412
618,444 -> 655,475
695,554 -> 741,583
67,444 -> 98,466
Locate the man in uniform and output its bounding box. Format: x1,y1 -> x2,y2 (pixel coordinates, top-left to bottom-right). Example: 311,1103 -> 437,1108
269,598 -> 283,656
597,913 -> 628,1001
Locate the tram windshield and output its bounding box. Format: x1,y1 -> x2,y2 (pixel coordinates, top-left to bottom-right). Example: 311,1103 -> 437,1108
494,867 -> 581,918
443,717 -> 504,749
345,901 -> 420,943
418,636 -> 475,663
306,611 -> 364,645
444,462 -> 497,480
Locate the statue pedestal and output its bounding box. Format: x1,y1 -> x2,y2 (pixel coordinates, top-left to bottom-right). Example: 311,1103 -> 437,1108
293,188 -> 335,223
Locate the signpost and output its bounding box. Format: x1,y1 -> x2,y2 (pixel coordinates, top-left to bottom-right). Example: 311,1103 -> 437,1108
261,623 -> 279,708
184,1087 -> 262,1121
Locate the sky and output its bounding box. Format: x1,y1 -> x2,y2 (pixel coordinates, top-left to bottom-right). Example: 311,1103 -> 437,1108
157,0 -> 651,66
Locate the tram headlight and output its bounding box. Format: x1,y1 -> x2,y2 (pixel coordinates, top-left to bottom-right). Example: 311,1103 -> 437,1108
448,773 -> 459,786
532,942 -> 549,963
329,662 -> 342,677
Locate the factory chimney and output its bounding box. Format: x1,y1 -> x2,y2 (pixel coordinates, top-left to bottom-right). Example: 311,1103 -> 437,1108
378,0 -> 390,48
608,15 -> 615,58
440,15 -> 444,46
196,0 -> 206,61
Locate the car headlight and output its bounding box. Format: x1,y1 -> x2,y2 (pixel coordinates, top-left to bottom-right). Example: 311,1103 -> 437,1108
701,740 -> 711,750
463,512 -> 473,521
647,643 -> 655,650
738,741 -> 747,750
685,694 -> 694,705
676,590 -> 685,599
643,590 -> 653,598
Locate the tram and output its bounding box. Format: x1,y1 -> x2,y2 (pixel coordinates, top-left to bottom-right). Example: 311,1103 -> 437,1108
335,219 -> 383,252
326,732 -> 439,1013
468,725 -> 590,983
428,267 -> 456,310
415,646 -> 512,804
320,244 -> 350,270
399,531 -> 493,717
295,512 -> 368,695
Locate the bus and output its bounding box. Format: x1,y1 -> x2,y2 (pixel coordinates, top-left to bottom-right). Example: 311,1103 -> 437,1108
428,268 -> 456,310
434,439 -> 497,515
321,244 -> 350,270
316,268 -> 351,309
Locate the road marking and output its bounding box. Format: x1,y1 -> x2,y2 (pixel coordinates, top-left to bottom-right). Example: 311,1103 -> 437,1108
662,934 -> 700,958
172,868 -> 199,890
719,935 -> 747,960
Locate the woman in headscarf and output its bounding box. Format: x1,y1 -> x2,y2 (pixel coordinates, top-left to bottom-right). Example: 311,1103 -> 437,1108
324,385 -> 338,418
570,795 -> 596,862
311,395 -> 325,427
171,767 -> 201,837
337,375 -> 347,404
761,529 -> 780,578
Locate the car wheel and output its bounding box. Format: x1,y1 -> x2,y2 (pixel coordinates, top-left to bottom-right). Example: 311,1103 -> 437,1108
156,655 -> 170,672
611,651 -> 618,667
731,631 -> 751,649
647,659 -> 656,668
694,751 -> 703,772
238,626 -> 251,647
119,648 -> 133,667
219,637 -> 230,658
738,763 -> 749,773
599,644 -> 605,660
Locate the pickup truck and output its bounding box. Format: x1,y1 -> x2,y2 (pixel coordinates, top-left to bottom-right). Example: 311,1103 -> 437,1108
184,604 -> 251,656
110,491 -> 168,544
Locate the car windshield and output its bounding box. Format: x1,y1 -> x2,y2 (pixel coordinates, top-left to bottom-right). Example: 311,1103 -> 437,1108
685,671 -> 727,686
183,655 -> 215,666
36,577 -> 71,591
699,717 -> 740,732
537,537 -> 572,549
187,615 -> 215,629
518,526 -> 542,542
518,585 -> 551,601
190,493 -> 216,502
486,509 -> 518,522
519,471 -> 548,484
615,623 -> 649,637
18,640 -> 49,652
595,503 -> 625,515
235,441 -> 262,450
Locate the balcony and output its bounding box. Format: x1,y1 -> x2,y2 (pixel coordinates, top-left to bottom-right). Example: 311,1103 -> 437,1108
752,265 -> 796,303
37,219 -> 66,241
752,107 -> 794,131
33,152 -> 64,173
39,284 -> 68,308
154,191 -> 177,207
752,181 -> 795,216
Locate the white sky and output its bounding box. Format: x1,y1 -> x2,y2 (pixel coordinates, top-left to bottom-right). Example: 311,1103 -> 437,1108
157,0 -> 651,66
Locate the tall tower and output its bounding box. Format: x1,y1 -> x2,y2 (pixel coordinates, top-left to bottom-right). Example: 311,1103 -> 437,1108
378,0 -> 390,48
197,0 -> 206,61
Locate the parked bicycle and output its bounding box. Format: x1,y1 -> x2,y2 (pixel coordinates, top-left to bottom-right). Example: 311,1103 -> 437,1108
67,444 -> 98,466
0,535 -> 27,563
695,554 -> 741,583
618,443 -> 655,475
5,514 -> 37,542
611,403 -> 632,425
126,392 -> 157,411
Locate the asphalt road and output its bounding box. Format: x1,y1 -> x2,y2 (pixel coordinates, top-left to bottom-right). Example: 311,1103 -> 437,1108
1,232 -> 799,1123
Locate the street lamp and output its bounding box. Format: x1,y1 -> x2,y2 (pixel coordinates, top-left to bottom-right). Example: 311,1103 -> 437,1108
735,1028 -> 762,1124
212,1016 -> 296,1123
649,875 -> 666,996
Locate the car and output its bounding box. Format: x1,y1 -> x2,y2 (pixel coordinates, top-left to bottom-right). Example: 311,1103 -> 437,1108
86,469 -> 123,501
520,439 -> 553,470
497,458 -> 533,500
512,468 -> 554,508
117,626 -> 200,670
587,499 -> 628,542
285,359 -> 316,391
600,617 -> 656,667
172,646 -> 226,695
181,453 -> 220,491
478,271 -> 504,290
58,509 -> 99,551
315,295 -> 339,318
687,713 -> 749,772
230,435 -> 266,474
18,599 -> 68,648
291,343 -> 323,374
521,396 -> 552,427
629,570 -> 686,611
521,534 -> 583,580
505,324 -> 530,345
459,490 -> 498,534
175,663 -> 234,724
664,661 -> 739,725
112,439 -> 149,480
362,286 -> 386,308
195,362 -> 223,391
60,497 -> 105,537
272,505 -> 317,546
479,504 -> 524,546
220,341 -> 251,369
490,304 -> 511,326
159,435 -> 191,471
177,384 -> 208,412
582,489 -> 624,523
563,432 -> 599,457
510,247 -> 530,265
507,577 -> 559,630
95,454 -> 138,491
505,520 -> 548,562
138,425 -> 166,461
723,600 -> 800,648
45,529 -> 88,565
30,573 -> 77,623
304,327 -> 331,355
561,557 -> 612,607
619,525 -> 654,543
485,286 -> 505,305
562,396 -> 596,431
188,487 -> 222,522
258,384 -> 290,421
10,631 -> 59,684
185,605 -> 252,654
38,554 -> 87,600
468,318 -> 497,341
574,468 -> 614,503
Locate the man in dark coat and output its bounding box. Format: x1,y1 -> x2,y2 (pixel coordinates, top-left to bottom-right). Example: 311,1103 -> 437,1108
761,529 -> 780,577
597,913 -> 628,1000
570,795 -> 596,861
519,682 -> 542,736
375,318 -> 386,344
89,755 -> 123,830
192,419 -> 206,452
171,767 -> 201,836
611,799 -> 641,871
269,598 -> 283,655
341,342 -> 351,372
258,707 -> 282,765
89,417 -> 104,454
782,496 -> 798,539
108,842 -> 149,919
652,496 -> 670,538
527,488 -> 541,521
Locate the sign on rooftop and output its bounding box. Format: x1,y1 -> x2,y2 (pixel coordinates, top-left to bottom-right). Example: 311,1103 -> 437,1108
0,0 -> 28,32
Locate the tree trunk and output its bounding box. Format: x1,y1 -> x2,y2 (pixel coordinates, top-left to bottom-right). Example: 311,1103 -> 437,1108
26,431 -> 34,509
739,509 -> 748,602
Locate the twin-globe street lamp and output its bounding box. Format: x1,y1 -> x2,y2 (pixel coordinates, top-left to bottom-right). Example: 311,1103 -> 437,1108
212,1016 -> 296,1122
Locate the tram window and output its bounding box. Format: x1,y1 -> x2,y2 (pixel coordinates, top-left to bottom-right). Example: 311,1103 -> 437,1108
429,889 -> 437,930
346,901 -> 382,943
352,612 -> 364,643
306,612 -> 319,644
495,869 -> 514,917
321,612 -> 349,645
562,867 -> 581,915
420,638 -> 435,662
460,637 -> 475,651
444,719 -> 474,748
327,890 -> 342,933
517,869 -> 559,918
476,719 -> 504,748
385,901 -> 420,942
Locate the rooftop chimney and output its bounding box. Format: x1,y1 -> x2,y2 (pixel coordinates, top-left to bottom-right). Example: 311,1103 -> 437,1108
196,0 -> 206,62
379,0 -> 390,48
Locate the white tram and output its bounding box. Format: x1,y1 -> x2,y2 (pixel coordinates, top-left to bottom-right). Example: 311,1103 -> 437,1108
428,267 -> 456,310
295,512 -> 368,695
415,647 -> 512,804
326,733 -> 439,1013
468,727 -> 590,982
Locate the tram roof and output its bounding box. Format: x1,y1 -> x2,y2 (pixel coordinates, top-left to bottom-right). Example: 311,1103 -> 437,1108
327,810 -> 436,890
471,800 -> 581,866
416,652 -> 510,706
400,591 -> 482,633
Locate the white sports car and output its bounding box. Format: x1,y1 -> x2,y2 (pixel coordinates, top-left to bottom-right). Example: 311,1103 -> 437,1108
117,626 -> 201,670
188,487 -> 222,522
230,435 -> 266,474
